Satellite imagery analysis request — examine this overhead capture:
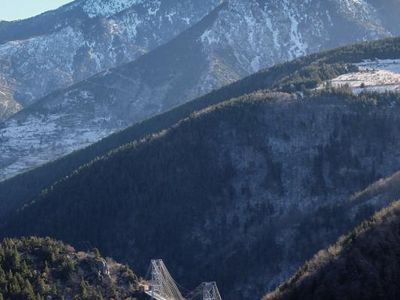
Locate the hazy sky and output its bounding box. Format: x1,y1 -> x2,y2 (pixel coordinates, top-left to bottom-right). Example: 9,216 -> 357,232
0,0 -> 73,21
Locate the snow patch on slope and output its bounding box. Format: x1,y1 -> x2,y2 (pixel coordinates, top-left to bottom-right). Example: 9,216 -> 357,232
0,95 -> 22,122
339,0 -> 375,19
199,0 -> 314,74
326,59 -> 400,93
338,0 -> 385,34
283,0 -> 307,58
0,113 -> 116,181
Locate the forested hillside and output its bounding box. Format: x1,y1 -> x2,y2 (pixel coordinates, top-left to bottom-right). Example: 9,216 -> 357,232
264,200 -> 400,300
0,237 -> 139,300
3,88 -> 400,299
1,37 -> 399,221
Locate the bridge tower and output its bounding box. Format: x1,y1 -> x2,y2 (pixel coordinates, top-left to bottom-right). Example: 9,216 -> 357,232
149,259 -> 185,300
201,282 -> 222,300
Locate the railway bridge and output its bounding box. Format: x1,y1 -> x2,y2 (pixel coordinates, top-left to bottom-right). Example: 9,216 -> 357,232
141,259 -> 222,300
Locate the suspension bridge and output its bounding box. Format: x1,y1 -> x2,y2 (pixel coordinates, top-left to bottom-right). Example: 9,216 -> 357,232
140,259 -> 222,300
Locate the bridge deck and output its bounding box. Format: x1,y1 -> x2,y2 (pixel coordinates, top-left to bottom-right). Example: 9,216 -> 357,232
145,290 -> 173,300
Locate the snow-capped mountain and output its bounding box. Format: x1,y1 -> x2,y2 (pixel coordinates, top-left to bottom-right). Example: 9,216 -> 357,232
0,0 -> 221,110
1,0 -> 400,180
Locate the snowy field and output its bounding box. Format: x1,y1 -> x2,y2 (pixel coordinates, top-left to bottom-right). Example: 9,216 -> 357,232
324,59 -> 400,94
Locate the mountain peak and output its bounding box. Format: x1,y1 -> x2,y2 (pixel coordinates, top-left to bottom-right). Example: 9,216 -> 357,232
82,0 -> 146,18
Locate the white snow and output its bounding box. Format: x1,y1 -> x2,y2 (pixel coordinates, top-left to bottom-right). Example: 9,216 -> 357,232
323,59 -> 400,94
0,113 -> 116,181
165,11 -> 177,23
264,14 -> 280,52
200,29 -> 220,45
182,17 -> 190,25
283,0 -> 307,58
339,0 -> 375,20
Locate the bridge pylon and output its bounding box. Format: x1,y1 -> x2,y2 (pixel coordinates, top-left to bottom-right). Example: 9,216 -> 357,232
145,259 -> 223,300
148,259 -> 185,300
201,282 -> 222,300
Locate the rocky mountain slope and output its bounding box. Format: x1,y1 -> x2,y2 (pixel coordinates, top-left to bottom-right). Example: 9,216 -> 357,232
0,2 -> 228,181
0,0 -> 220,109
2,0 -> 400,180
3,88 -> 400,300
0,237 -> 139,299
264,199 -> 400,300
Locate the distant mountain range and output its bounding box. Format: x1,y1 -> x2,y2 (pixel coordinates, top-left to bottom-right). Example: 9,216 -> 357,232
0,0 -> 220,107
2,38 -> 400,300
1,0 -> 400,181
